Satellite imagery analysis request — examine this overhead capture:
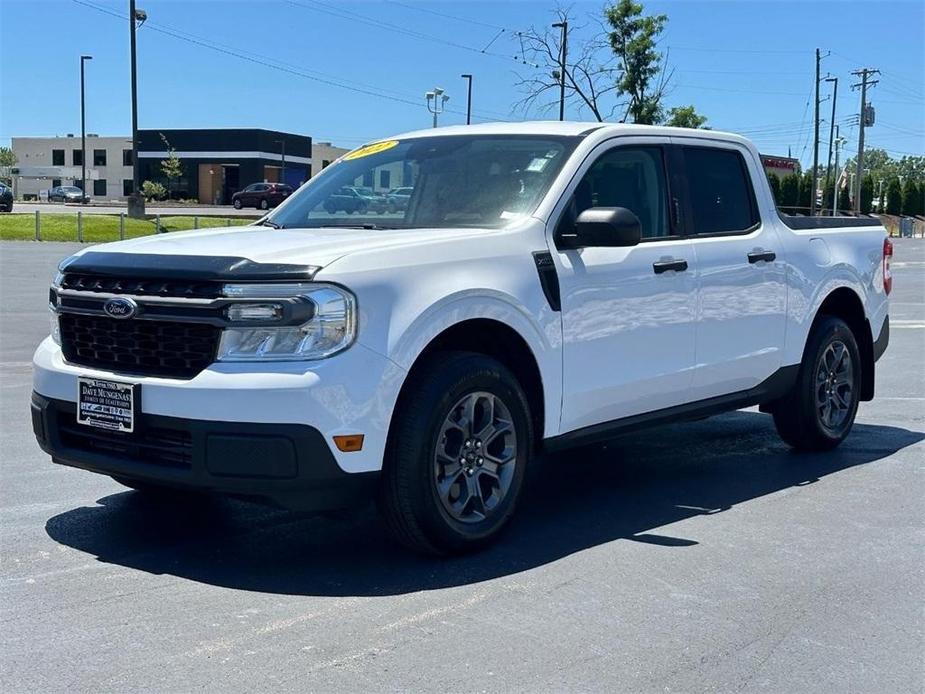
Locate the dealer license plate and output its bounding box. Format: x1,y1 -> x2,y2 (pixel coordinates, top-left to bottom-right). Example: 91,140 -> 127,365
77,377 -> 136,433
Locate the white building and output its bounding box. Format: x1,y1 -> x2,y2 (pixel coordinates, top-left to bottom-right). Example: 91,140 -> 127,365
11,135 -> 134,200
311,142 -> 349,176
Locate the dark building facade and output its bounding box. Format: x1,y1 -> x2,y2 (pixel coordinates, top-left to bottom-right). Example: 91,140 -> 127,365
137,128 -> 312,204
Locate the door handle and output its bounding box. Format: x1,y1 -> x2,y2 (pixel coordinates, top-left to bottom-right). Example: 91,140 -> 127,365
747,250 -> 776,264
652,259 -> 689,274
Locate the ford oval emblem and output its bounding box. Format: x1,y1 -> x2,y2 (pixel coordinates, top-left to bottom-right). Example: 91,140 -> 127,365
103,296 -> 138,320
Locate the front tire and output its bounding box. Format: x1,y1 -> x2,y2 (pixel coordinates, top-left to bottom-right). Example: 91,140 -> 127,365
259,198 -> 269,210
773,316 -> 861,451
379,352 -> 532,555
233,199 -> 243,210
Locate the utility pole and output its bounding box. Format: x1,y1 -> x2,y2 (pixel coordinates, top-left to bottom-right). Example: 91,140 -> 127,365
552,20 -> 567,121
461,74 -> 473,125
832,127 -> 844,215
823,76 -> 837,207
128,0 -> 147,218
274,139 -> 286,184
810,49 -> 829,215
851,67 -> 879,214
79,55 -> 92,203
425,87 -> 449,128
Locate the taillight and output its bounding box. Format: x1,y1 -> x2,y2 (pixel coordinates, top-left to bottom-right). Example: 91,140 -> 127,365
883,237 -> 893,295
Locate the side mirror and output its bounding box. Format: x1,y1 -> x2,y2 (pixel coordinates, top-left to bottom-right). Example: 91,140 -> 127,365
559,207 -> 642,249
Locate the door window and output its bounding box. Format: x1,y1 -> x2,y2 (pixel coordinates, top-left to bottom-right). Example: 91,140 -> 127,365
682,147 -> 758,234
573,146 -> 671,239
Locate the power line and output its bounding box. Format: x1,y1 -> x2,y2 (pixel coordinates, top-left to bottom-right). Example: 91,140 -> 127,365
384,0 -> 507,31
287,0 -> 537,67
71,0 -> 513,123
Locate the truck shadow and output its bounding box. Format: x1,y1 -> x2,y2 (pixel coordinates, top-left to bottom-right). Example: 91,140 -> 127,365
45,411 -> 923,597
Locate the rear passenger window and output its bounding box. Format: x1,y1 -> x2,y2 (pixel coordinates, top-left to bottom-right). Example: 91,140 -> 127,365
575,146 -> 671,239
682,147 -> 758,234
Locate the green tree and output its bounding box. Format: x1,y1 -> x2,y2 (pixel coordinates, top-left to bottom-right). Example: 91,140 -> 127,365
798,172 -> 813,211
901,178 -> 921,216
0,146 -> 16,185
885,177 -> 902,215
822,179 -> 835,213
767,173 -> 781,205
605,0 -> 669,124
0,146 -> 16,168
860,174 -> 874,214
780,173 -> 800,210
838,183 -> 851,212
665,105 -> 709,129
159,134 -> 183,199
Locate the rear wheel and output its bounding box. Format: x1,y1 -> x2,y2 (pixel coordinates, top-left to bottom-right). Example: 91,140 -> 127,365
379,352 -> 532,555
773,316 -> 861,451
259,198 -> 269,210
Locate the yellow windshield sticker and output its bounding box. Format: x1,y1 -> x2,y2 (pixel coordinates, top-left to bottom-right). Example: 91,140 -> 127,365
343,140 -> 399,160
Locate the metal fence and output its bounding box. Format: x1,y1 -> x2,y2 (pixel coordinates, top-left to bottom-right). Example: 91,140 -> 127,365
27,211 -> 241,242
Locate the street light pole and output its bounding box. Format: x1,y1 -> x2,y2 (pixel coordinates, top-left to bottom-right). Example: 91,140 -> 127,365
274,139 -> 286,184
80,55 -> 92,203
425,87 -> 449,128
128,0 -> 147,218
823,76 -> 837,208
461,74 -> 473,125
552,21 -> 567,121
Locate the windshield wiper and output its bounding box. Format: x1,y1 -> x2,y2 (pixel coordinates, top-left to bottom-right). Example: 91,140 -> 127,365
256,218 -> 282,229
324,223 -> 389,230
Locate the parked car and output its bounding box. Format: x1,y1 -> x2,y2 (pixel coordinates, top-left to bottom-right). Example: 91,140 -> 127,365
47,186 -> 88,203
0,183 -> 12,212
323,186 -> 390,214
387,186 -> 414,212
34,122 -> 891,556
232,183 -> 293,210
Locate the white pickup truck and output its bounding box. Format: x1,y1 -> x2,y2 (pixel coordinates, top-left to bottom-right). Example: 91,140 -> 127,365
32,122 -> 891,554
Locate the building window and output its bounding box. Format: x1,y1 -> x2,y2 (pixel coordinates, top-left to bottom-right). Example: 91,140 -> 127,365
52,179 -> 62,188
122,149 -> 133,166
322,159 -> 331,169
123,179 -> 133,196
93,149 -> 107,166
379,169 -> 391,189
93,179 -> 107,196
362,171 -> 374,188
52,149 -> 65,166
72,150 -> 83,166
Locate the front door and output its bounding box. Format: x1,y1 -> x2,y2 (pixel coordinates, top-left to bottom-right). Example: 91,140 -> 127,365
552,141 -> 698,434
674,141 -> 788,400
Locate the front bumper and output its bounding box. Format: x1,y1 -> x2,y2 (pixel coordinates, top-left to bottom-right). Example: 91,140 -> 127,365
31,392 -> 378,511
32,337 -> 406,473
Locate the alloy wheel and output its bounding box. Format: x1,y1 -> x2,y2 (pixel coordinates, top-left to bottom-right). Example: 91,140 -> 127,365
433,391 -> 518,524
815,339 -> 854,433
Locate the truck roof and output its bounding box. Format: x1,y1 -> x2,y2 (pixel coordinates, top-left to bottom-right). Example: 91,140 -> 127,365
387,120 -> 753,147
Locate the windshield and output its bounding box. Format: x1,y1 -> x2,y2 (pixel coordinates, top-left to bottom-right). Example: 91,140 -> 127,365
269,134 -> 579,230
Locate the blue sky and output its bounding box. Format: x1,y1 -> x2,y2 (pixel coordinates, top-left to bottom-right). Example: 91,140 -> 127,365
1,0 -> 922,168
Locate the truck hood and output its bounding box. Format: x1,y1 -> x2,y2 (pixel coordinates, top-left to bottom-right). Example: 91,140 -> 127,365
76,224 -> 491,269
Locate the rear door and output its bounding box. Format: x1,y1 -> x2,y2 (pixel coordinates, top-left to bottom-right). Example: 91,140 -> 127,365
552,139 -> 698,433
674,140 -> 788,400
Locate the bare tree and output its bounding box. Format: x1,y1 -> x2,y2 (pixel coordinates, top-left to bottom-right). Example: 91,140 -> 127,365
514,7 -> 622,122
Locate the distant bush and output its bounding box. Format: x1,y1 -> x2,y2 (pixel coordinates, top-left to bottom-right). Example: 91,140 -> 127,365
141,180 -> 166,202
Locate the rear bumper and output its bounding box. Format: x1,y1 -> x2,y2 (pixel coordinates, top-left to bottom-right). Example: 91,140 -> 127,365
31,392 -> 378,512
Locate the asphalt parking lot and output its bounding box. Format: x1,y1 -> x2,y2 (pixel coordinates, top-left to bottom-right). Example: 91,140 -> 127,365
1,239 -> 922,693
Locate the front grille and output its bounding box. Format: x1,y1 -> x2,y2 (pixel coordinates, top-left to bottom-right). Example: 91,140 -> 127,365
61,273 -> 222,299
59,313 -> 219,379
57,411 -> 192,469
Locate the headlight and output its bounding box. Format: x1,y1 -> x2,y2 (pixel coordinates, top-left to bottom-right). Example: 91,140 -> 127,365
216,283 -> 356,361
50,313 -> 60,345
